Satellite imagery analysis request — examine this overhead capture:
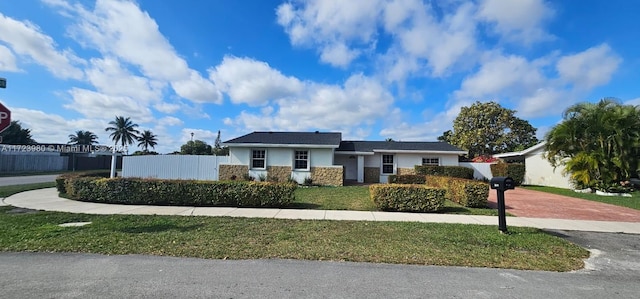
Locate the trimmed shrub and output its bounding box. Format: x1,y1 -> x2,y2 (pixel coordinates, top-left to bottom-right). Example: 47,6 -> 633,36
490,163 -> 525,186
63,177 -> 296,208
370,184 -> 445,212
56,170 -> 112,194
388,174 -> 427,184
414,165 -> 474,179
425,175 -> 489,208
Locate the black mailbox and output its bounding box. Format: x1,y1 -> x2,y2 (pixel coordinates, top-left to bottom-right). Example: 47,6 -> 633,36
490,177 -> 515,191
490,176 -> 514,233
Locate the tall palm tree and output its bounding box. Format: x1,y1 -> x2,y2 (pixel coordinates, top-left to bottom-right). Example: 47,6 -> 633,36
67,130 -> 99,145
136,130 -> 158,152
105,116 -> 139,147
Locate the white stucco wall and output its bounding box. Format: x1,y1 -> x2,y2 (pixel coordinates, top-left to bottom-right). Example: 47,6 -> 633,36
227,147 -> 334,168
524,148 -> 572,189
459,162 -> 494,180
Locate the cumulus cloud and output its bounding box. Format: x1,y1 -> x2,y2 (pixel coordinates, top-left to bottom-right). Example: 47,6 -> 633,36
86,57 -> 164,102
477,0 -> 555,44
46,0 -> 221,104
0,45 -> 20,72
64,88 -> 155,122
12,107 -> 109,144
225,73 -> 394,132
556,44 -> 621,90
0,13 -> 83,79
209,56 -> 304,106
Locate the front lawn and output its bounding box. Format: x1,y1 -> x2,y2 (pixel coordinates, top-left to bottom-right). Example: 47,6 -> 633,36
0,206 -> 587,271
523,186 -> 640,210
293,186 -> 499,216
0,182 -> 56,198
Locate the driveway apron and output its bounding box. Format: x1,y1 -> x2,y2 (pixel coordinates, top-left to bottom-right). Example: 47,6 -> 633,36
487,188 -> 640,222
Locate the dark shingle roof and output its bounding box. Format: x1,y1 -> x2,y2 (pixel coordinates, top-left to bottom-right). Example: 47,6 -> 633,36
336,141 -> 465,153
224,131 -> 342,146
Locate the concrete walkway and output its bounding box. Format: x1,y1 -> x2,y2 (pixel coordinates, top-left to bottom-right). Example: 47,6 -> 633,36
4,188 -> 640,234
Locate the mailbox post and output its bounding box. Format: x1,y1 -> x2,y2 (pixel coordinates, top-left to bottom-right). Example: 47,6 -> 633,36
490,177 -> 515,233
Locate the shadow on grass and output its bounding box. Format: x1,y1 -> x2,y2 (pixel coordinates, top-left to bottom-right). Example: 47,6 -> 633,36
118,223 -> 204,234
283,202 -> 321,209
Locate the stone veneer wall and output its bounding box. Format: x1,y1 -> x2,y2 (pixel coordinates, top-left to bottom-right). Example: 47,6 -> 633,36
219,164 -> 249,180
311,166 -> 344,186
364,167 -> 380,183
397,167 -> 417,175
267,166 -> 292,182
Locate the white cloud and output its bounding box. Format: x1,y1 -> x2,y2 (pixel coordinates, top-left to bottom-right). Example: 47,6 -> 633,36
276,0 -> 383,67
0,45 -> 20,72
86,57 -> 164,102
516,88 -> 566,118
227,73 -> 394,132
64,88 -> 154,122
46,0 -> 221,104
154,102 -> 181,114
455,53 -> 547,100
12,107 -> 109,144
477,0 -> 554,44
0,13 -> 83,79
625,98 -> 640,106
209,56 -> 304,106
319,42 -> 360,67
556,44 -> 621,90
180,128 -> 217,143
158,116 -> 183,127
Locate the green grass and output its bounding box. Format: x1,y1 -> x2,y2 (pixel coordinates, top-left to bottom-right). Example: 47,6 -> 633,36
0,182 -> 56,198
523,185 -> 640,210
293,186 -> 499,215
0,206 -> 588,271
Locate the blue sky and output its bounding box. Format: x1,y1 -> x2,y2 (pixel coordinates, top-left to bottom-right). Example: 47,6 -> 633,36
0,0 -> 638,153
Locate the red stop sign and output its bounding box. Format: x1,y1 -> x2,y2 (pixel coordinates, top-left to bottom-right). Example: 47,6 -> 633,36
0,103 -> 11,133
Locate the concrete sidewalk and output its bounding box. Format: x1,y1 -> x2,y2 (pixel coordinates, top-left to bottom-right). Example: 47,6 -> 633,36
4,188 -> 640,234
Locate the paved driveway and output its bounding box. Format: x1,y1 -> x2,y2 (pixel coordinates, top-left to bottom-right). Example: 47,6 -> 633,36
487,188 -> 640,222
0,174 -> 58,186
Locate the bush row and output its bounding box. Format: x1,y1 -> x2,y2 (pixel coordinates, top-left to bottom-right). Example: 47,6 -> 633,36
424,175 -> 489,208
63,177 -> 296,208
414,165 -> 474,179
370,184 -> 445,212
56,170 -> 113,194
490,163 -> 525,186
388,174 -> 427,184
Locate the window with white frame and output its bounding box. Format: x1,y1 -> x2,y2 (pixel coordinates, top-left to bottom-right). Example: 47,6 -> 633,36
294,150 -> 309,170
422,157 -> 440,166
251,149 -> 266,169
382,154 -> 394,174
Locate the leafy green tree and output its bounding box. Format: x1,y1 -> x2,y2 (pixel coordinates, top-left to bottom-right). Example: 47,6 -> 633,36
68,130 -> 99,145
0,121 -> 36,144
180,140 -> 213,155
437,130 -> 452,143
545,98 -> 640,190
105,116 -> 139,147
447,101 -> 538,157
136,130 -> 158,153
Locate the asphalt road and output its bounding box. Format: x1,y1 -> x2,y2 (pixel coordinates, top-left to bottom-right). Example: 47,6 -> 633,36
1,230 -> 638,298
0,174 -> 57,186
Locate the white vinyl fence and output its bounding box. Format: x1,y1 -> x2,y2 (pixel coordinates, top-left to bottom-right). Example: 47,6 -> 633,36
122,155 -> 229,181
459,162 -> 494,180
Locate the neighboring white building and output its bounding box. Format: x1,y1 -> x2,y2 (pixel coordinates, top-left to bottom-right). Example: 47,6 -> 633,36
221,132 -> 467,186
494,142 -> 573,189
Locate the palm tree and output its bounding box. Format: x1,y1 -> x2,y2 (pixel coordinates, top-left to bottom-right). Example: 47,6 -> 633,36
545,98 -> 640,190
67,130 -> 99,145
105,116 -> 139,147
136,130 -> 158,153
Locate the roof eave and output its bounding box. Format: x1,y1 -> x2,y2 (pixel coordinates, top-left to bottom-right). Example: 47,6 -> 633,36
373,149 -> 467,155
223,143 -> 339,149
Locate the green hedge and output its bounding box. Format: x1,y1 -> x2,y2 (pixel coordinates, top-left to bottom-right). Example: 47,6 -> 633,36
425,175 -> 489,208
490,163 -> 525,186
388,174 -> 427,184
414,165 -> 474,179
63,177 -> 296,208
370,184 -> 445,212
56,170 -> 112,194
